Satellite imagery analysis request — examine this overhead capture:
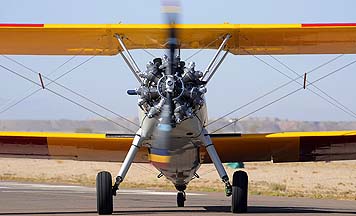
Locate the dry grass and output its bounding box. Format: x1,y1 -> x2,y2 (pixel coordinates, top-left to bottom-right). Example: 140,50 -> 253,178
0,158 -> 356,200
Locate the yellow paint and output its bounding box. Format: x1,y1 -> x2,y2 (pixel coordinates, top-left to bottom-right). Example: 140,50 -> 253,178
239,24 -> 301,28
211,133 -> 300,163
1,130 -> 356,163
148,154 -> 171,163
1,23 -> 356,55
0,131 -> 147,162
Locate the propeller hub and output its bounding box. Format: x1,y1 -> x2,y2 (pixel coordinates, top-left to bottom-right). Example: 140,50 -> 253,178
157,75 -> 184,99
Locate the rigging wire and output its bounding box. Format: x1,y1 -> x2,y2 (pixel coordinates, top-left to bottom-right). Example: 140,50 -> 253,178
0,55 -> 96,114
0,54 -> 79,111
124,37 -> 156,58
0,63 -> 135,133
211,58 -> 356,133
142,49 -> 156,58
184,35 -> 224,61
0,55 -> 139,127
269,54 -> 356,117
207,54 -> 345,127
252,53 -> 356,119
127,34 -> 225,62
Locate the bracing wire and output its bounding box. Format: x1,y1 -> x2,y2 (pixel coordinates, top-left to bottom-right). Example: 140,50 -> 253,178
269,54 -> 356,117
184,35 -> 224,61
212,58 -> 356,133
0,63 -> 135,133
248,53 -> 356,119
207,54 -> 346,127
0,55 -> 139,127
124,37 -> 156,58
263,54 -> 356,118
0,54 -> 79,111
0,55 -> 96,113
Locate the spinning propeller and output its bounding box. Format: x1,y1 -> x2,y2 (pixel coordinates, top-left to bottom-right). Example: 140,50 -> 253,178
155,0 -> 181,152
131,0 -> 206,160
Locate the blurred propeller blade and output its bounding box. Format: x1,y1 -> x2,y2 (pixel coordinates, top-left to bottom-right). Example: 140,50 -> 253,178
154,0 -> 182,162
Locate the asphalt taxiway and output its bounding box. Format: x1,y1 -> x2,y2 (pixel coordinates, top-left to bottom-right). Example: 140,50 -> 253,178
0,182 -> 355,215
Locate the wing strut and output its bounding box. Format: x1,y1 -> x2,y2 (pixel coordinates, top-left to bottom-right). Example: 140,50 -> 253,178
114,34 -> 143,85
205,50 -> 229,83
201,34 -> 231,84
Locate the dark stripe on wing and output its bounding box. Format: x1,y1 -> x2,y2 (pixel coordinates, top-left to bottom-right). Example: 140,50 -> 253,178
299,135 -> 356,161
0,136 -> 49,156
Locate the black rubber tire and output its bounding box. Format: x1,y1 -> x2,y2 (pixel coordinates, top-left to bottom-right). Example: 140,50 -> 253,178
96,171 -> 113,215
231,170 -> 248,213
177,191 -> 185,207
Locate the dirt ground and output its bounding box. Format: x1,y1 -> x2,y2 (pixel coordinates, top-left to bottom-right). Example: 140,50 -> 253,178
0,158 -> 355,200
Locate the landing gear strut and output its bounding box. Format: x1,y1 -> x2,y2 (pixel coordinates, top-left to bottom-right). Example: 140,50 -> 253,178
200,129 -> 232,197
231,170 -> 248,213
96,128 -> 148,215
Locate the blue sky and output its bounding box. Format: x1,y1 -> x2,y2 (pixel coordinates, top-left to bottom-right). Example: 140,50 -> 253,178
0,0 -> 356,121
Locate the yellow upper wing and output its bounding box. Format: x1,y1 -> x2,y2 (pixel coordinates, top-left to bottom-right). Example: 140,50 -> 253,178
1,23 -> 356,55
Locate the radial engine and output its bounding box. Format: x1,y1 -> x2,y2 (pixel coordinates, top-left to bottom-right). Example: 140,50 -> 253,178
128,55 -> 207,125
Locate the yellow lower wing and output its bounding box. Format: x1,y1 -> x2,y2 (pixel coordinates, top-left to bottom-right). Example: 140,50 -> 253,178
0,131 -> 149,162
210,131 -> 356,163
1,131 -> 356,163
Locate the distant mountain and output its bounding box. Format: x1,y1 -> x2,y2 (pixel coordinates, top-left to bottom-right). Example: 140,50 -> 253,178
207,117 -> 356,133
0,117 -> 355,134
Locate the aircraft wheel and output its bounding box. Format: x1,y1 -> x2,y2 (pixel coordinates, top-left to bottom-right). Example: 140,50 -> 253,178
177,191 -> 186,207
231,170 -> 248,213
96,171 -> 113,215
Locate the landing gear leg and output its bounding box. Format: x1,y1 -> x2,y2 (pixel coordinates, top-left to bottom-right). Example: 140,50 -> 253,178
200,129 -> 232,197
96,129 -> 145,215
112,129 -> 145,194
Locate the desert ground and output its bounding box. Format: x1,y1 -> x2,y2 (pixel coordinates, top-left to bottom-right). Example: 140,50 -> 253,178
0,158 -> 355,200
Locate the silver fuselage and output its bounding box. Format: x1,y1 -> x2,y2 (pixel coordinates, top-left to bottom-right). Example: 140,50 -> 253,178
138,103 -> 208,186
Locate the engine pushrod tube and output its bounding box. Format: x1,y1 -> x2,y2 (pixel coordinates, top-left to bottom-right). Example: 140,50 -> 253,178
202,34 -> 231,80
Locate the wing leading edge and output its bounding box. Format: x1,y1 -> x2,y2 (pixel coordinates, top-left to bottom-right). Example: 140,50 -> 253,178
208,131 -> 356,163
1,23 -> 356,55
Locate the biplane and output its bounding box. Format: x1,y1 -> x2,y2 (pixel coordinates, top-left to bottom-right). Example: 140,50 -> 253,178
1,11 -> 356,215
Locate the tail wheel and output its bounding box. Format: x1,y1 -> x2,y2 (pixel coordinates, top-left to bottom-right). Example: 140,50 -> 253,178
231,170 -> 248,213
177,191 -> 186,207
96,171 -> 113,215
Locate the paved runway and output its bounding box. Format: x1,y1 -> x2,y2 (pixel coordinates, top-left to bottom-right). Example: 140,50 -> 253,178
0,182 -> 355,216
